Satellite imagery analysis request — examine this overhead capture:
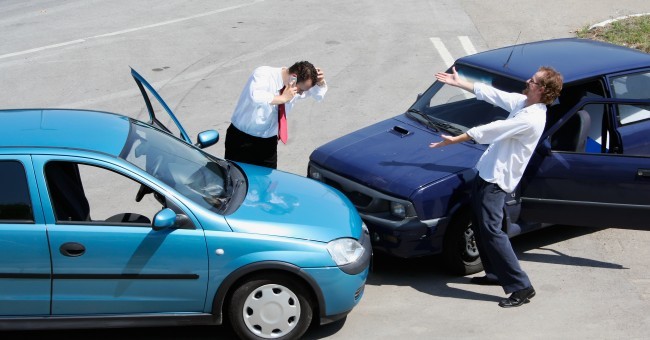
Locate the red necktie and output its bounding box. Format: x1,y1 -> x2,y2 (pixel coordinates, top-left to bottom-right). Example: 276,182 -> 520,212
278,86 -> 288,144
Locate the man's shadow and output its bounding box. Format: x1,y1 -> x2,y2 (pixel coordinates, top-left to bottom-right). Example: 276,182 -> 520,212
364,224 -> 625,302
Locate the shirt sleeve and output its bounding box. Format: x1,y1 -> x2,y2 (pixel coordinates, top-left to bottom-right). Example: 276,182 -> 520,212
305,83 -> 328,102
249,68 -> 276,105
466,115 -> 534,145
474,82 -> 526,113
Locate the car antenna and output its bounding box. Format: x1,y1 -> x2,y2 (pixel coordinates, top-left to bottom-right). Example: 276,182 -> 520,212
503,31 -> 522,69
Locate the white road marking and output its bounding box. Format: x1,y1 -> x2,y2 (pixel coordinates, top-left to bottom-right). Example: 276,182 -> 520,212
0,0 -> 264,61
59,23 -> 321,109
430,37 -> 477,98
429,37 -> 455,68
458,36 -> 477,55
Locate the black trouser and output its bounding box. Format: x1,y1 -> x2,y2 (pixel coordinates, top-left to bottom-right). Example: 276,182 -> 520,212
471,175 -> 531,294
224,124 -> 278,169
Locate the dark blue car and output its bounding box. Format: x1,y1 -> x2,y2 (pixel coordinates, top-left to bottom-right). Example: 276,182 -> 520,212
308,38 -> 650,275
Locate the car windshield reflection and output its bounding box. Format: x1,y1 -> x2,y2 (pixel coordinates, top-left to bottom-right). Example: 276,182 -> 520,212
119,120 -> 230,213
408,65 -> 525,132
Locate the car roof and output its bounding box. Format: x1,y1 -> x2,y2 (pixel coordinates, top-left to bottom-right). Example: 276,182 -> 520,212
457,37 -> 650,84
0,109 -> 131,156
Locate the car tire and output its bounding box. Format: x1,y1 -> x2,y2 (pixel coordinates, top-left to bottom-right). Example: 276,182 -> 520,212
442,210 -> 483,275
228,273 -> 313,340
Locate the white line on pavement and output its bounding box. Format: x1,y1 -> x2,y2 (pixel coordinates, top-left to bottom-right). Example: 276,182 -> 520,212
430,37 -> 455,68
458,36 -> 477,56
0,0 -> 264,61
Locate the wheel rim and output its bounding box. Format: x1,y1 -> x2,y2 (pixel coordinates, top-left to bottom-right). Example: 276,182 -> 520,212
462,226 -> 480,259
242,283 -> 301,338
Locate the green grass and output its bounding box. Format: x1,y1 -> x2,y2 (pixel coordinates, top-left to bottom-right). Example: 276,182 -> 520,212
576,14 -> 650,53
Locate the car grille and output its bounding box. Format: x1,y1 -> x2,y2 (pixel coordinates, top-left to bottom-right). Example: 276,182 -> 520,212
324,178 -> 373,207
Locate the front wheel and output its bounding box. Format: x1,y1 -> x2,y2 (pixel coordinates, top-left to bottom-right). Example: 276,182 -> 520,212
228,274 -> 313,340
441,210 -> 483,275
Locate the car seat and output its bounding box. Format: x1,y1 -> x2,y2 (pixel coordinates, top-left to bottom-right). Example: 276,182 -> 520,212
551,110 -> 591,152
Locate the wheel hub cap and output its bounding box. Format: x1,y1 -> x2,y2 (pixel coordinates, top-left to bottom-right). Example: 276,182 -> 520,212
243,283 -> 301,338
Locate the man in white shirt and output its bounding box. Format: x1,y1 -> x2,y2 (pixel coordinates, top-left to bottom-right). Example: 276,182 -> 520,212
224,61 -> 327,169
430,66 -> 563,308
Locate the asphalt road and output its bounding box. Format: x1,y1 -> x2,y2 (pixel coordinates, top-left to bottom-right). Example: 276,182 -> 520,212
2,0 -> 650,339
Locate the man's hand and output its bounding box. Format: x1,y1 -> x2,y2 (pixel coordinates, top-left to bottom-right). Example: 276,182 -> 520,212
429,132 -> 472,148
281,84 -> 297,103
434,66 -> 461,86
429,134 -> 456,148
434,66 -> 474,93
316,67 -> 326,86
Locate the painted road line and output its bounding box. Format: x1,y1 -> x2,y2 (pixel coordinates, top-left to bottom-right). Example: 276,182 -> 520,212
430,37 -> 455,68
0,0 -> 264,61
458,36 -> 477,56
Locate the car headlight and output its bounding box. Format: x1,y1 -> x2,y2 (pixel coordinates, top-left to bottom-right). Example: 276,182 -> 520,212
308,166 -> 324,181
390,201 -> 406,219
326,238 -> 365,266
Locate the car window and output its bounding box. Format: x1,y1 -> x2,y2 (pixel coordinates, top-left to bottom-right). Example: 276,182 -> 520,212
551,102 -> 614,154
611,72 -> 650,100
611,72 -> 650,126
119,120 -> 231,213
0,161 -> 33,223
410,65 -> 524,133
45,161 -> 169,226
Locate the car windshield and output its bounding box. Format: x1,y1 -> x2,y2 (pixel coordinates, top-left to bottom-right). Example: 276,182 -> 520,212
119,120 -> 233,213
407,65 -> 525,134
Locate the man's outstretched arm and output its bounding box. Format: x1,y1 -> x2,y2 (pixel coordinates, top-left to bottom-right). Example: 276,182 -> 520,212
435,66 -> 474,93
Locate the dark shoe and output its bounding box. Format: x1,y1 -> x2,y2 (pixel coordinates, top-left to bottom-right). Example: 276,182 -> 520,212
498,286 -> 536,308
470,276 -> 500,286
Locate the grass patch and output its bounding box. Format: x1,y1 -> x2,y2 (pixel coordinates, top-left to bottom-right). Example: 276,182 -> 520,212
576,14 -> 650,53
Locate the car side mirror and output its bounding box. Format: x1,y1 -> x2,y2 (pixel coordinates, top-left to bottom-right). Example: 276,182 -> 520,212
152,208 -> 177,230
195,130 -> 219,149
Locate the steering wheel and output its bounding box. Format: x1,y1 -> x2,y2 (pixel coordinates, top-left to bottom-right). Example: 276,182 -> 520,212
135,184 -> 152,202
135,156 -> 163,202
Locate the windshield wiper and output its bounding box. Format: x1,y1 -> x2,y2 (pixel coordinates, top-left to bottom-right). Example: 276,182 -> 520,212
407,109 -> 439,132
407,109 -> 466,136
428,120 -> 464,136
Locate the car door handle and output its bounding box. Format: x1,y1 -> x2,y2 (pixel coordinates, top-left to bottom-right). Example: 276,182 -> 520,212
59,242 -> 86,257
637,169 -> 650,177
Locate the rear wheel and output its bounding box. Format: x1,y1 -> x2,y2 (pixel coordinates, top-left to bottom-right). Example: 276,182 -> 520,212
228,273 -> 313,340
441,210 -> 483,275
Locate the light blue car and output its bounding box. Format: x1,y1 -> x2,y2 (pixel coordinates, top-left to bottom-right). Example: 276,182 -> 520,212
0,69 -> 370,339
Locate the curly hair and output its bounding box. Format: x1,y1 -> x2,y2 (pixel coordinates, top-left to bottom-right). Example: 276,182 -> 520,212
537,66 -> 563,105
288,61 -> 318,86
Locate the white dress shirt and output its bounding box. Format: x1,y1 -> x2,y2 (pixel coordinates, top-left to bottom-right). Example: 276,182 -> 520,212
230,66 -> 328,138
466,82 -> 546,193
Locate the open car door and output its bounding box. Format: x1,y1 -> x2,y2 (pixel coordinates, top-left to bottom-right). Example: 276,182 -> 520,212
520,97 -> 650,229
131,68 -> 192,144
131,68 -> 219,149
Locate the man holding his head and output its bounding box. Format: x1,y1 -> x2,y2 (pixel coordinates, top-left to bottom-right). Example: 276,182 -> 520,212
225,61 -> 327,169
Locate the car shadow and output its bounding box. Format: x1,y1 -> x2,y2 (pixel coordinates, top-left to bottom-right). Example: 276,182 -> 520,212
2,325 -> 239,340
6,226 -> 622,340
364,224 -> 626,303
